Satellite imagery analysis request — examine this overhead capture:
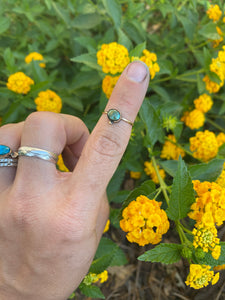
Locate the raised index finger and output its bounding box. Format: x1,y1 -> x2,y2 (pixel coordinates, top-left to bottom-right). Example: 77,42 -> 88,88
72,61 -> 149,200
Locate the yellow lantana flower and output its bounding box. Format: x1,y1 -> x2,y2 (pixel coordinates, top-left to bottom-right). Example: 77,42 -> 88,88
160,134 -> 185,160
181,109 -> 205,130
206,4 -> 222,22
34,89 -> 62,113
139,49 -> 160,79
193,94 -> 213,113
216,132 -> 225,147
189,130 -> 218,162
120,195 -> 170,246
144,161 -> 165,184
192,223 -> 221,259
203,75 -> 221,94
102,75 -> 120,98
7,72 -> 34,94
186,264 -> 219,289
103,219 -> 110,233
97,42 -> 130,74
189,180 -> 225,227
25,52 -> 46,68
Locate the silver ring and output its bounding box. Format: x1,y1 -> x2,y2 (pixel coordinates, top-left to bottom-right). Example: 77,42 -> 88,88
18,146 -> 58,164
103,109 -> 133,126
0,158 -> 18,167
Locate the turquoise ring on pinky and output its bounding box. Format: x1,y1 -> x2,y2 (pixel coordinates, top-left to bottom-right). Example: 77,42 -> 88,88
0,145 -> 18,167
102,109 -> 133,126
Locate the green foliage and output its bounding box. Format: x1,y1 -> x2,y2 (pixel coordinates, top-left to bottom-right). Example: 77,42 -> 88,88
166,157 -> 195,221
138,243 -> 183,264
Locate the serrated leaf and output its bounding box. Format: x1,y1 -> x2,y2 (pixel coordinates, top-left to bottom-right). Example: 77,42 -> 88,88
102,0 -> 122,29
79,283 -> 105,299
189,159 -> 224,182
138,243 -> 182,264
176,14 -> 196,40
139,100 -> 165,148
74,36 -> 97,52
166,157 -> 195,221
3,48 -> 15,73
129,42 -> 146,57
71,53 -> 101,71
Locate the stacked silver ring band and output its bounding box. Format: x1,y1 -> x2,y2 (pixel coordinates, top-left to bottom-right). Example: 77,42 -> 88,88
0,145 -> 58,167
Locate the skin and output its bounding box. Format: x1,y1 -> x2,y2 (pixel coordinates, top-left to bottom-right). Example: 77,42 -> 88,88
0,61 -> 149,300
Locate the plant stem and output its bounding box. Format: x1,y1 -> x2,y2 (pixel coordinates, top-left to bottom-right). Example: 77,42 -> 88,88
206,117 -> 225,133
151,156 -> 170,206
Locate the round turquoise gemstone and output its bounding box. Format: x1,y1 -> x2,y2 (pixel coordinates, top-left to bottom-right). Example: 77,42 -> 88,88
107,109 -> 121,124
0,145 -> 10,156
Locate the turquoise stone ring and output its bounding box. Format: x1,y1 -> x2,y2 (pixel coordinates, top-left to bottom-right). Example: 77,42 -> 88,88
0,145 -> 18,167
103,109 -> 133,126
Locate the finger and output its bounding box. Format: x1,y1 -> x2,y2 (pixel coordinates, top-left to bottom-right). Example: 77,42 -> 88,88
14,112 -> 89,191
0,122 -> 24,190
72,61 -> 149,202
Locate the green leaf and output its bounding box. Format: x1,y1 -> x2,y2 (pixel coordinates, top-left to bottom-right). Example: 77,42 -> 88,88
129,41 -> 146,57
189,159 -> 224,182
160,160 -> 178,178
102,0 -> 122,29
79,283 -> 105,299
74,36 -> 97,52
72,13 -> 102,29
176,14 -> 196,40
95,237 -> 127,267
0,17 -> 10,35
218,144 -> 225,158
117,28 -> 132,50
51,2 -> 71,27
197,74 -> 205,94
3,48 -> 15,73
166,157 -> 195,221
138,243 -> 182,264
71,53 -> 101,71
139,100 -> 165,148
199,23 -> 221,40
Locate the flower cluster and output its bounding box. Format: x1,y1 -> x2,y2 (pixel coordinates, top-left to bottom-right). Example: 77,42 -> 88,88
83,270 -> 108,285
7,72 -> 34,94
206,4 -> 222,23
160,134 -> 185,160
181,94 -> 213,130
25,52 -> 46,68
185,264 -> 219,289
189,130 -> 218,162
204,46 -> 225,93
102,75 -> 119,99
192,223 -> 221,259
189,180 -> 225,227
97,42 -> 160,98
138,49 -> 160,79
144,160 -> 165,184
120,195 -> 170,246
34,89 -> 62,113
97,42 -> 130,75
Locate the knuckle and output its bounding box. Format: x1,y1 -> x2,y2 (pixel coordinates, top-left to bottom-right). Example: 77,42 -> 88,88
90,131 -> 124,159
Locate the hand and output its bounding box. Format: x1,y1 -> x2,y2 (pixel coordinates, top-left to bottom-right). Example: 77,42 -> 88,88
0,61 -> 149,300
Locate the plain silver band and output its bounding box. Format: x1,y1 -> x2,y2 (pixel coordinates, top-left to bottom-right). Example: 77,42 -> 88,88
18,147 -> 58,164
0,158 -> 18,167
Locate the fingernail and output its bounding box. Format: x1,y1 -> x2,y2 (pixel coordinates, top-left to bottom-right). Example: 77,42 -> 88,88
126,61 -> 149,83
